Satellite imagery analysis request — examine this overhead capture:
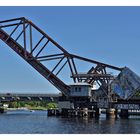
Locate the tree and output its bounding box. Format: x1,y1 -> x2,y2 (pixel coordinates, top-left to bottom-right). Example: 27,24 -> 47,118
47,103 -> 58,109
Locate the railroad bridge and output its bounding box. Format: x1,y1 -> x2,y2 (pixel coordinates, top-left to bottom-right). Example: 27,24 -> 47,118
0,17 -> 140,118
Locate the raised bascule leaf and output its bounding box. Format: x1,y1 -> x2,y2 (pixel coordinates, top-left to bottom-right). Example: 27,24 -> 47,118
111,67 -> 140,100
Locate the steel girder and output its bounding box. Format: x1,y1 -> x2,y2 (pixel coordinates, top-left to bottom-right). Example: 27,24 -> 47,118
0,17 -> 122,97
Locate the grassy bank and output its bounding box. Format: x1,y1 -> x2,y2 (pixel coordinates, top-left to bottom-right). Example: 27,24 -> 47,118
8,101 -> 58,110
26,106 -> 47,110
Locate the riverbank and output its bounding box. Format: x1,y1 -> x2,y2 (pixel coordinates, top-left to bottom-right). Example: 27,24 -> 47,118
7,107 -> 47,111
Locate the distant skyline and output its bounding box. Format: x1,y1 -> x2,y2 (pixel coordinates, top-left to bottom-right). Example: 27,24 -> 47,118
0,6 -> 140,93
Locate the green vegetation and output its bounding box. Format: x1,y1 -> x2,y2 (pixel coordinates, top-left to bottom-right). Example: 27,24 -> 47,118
8,101 -> 58,110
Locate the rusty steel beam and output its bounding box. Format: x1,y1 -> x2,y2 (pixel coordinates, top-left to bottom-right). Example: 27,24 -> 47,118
37,53 -> 64,59
71,54 -> 123,71
35,40 -> 49,57
31,36 -> 45,54
0,23 -> 23,28
26,19 -> 70,55
0,29 -> 70,95
0,17 -> 25,24
0,17 -> 122,97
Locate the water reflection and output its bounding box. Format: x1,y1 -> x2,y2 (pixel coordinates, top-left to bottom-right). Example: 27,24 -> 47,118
0,110 -> 139,134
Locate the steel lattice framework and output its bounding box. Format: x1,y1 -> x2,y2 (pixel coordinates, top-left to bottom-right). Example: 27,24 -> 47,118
0,17 -> 123,97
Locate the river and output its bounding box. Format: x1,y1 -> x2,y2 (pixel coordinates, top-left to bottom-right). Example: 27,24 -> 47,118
0,110 -> 139,134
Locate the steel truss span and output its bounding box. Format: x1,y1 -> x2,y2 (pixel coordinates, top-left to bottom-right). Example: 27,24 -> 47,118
0,17 -> 122,96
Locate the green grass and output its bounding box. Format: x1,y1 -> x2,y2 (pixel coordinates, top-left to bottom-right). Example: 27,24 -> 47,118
27,106 -> 47,110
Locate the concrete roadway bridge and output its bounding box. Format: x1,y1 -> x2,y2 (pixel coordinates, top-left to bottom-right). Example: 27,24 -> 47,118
0,93 -> 60,102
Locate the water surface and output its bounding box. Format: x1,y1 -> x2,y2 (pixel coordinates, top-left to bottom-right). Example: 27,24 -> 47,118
0,110 -> 139,134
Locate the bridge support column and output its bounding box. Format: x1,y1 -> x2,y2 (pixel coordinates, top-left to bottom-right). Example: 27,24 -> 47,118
95,108 -> 100,118
89,111 -> 94,118
106,108 -> 116,119
114,109 -> 118,119
82,108 -> 88,117
119,109 -> 129,119
47,109 -> 60,116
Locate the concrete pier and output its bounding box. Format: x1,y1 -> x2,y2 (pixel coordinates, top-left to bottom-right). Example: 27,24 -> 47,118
83,108 -> 88,117
106,109 -> 116,119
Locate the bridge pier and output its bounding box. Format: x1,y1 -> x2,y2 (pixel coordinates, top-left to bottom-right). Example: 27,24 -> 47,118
88,109 -> 94,118
82,108 -> 88,117
95,108 -> 100,118
48,107 -> 98,118
47,109 -> 60,116
106,108 -> 116,119
115,109 -> 118,119
119,109 -> 129,119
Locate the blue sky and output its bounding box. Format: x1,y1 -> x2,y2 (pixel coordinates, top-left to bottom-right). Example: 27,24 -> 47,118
0,6 -> 140,93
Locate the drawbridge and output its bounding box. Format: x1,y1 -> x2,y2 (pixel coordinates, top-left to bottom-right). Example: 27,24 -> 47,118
0,17 -> 140,106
